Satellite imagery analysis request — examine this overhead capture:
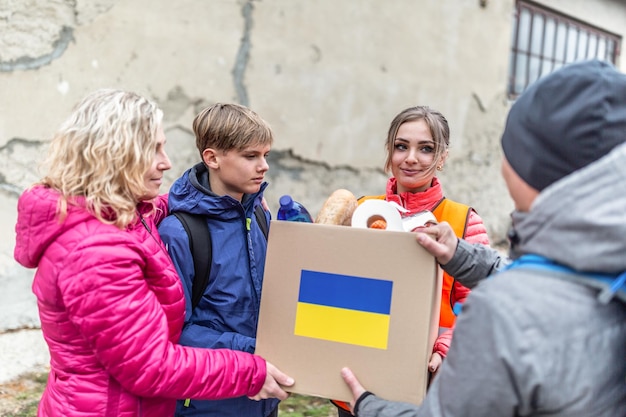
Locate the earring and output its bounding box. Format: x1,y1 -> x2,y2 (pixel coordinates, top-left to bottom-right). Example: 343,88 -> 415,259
437,165 -> 443,171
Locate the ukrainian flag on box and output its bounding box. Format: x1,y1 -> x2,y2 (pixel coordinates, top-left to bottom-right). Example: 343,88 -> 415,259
294,270 -> 393,350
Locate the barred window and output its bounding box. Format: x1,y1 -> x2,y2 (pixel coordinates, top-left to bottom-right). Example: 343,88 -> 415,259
508,0 -> 621,98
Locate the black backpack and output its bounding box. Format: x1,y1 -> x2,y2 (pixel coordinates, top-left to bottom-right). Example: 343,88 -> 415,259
171,205 -> 269,311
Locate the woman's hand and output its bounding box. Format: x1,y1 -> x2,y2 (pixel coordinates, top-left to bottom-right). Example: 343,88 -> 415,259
248,361 -> 294,401
428,352 -> 443,375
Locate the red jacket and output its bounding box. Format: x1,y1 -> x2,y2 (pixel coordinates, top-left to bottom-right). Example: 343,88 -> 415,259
383,177 -> 490,357
14,186 -> 267,417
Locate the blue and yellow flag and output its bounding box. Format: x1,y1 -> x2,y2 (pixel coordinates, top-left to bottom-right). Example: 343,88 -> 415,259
294,270 -> 393,350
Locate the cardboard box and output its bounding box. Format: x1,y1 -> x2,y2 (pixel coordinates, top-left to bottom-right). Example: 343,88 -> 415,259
256,221 -> 441,405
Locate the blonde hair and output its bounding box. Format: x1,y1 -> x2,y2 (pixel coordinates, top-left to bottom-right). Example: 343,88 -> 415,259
384,106 -> 450,173
40,89 -> 163,229
193,103 -> 273,155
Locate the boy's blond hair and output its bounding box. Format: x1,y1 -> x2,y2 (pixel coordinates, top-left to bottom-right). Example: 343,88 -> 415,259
192,103 -> 273,156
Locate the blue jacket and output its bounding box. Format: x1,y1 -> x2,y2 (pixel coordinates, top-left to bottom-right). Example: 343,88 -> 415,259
158,162 -> 278,417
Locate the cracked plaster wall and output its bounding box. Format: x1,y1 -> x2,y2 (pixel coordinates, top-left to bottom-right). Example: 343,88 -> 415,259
1,0 -> 625,331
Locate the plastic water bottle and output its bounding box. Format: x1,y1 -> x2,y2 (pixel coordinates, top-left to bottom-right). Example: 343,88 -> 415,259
277,195 -> 313,222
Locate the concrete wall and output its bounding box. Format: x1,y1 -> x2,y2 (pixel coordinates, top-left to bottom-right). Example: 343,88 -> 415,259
1,0 -> 625,331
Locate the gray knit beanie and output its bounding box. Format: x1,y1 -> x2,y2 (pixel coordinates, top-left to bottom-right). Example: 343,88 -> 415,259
501,59 -> 626,191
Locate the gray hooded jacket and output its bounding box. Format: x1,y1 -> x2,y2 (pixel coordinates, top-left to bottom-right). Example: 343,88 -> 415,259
356,143 -> 626,416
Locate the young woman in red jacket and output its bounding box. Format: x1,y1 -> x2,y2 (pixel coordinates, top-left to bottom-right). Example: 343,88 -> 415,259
333,105 -> 490,416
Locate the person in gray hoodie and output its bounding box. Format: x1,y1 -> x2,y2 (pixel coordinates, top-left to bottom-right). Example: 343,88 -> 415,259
340,59 -> 626,417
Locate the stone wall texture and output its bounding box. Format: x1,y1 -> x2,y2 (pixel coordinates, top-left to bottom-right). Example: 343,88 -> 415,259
1,0 -> 625,332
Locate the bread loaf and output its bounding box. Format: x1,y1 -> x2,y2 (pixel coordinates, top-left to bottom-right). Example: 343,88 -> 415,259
315,189 -> 358,226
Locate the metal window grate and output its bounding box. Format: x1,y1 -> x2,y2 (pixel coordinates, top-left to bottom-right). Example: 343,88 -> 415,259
508,0 -> 621,98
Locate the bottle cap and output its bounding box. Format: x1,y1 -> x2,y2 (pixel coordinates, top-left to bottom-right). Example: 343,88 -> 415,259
279,195 -> 293,208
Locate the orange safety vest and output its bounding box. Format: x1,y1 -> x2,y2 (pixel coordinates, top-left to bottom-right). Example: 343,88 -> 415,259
431,199 -> 471,328
331,196 -> 470,415
356,195 -> 470,328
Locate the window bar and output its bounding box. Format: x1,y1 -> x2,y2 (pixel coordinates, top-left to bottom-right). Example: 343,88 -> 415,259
525,7 -> 534,91
564,22 -> 571,64
550,18 -> 558,72
538,12 -> 545,79
510,2 -> 521,96
574,27 -> 581,62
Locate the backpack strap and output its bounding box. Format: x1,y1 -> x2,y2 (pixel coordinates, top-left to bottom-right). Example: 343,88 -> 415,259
505,254 -> 626,304
172,205 -> 269,312
254,205 -> 269,240
172,211 -> 212,311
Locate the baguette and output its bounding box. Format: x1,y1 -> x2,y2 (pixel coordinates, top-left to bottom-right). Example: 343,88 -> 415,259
315,189 -> 358,226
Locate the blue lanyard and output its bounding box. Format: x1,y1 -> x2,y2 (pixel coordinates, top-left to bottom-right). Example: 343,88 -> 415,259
505,254 -> 626,304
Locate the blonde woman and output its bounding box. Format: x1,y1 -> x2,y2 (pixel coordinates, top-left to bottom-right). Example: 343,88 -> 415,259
14,89 -> 293,417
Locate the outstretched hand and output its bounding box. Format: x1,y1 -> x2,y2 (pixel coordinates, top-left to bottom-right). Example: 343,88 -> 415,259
414,221 -> 459,265
248,361 -> 294,401
340,367 -> 366,412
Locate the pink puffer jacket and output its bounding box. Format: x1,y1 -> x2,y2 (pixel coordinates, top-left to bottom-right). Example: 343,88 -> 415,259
14,186 -> 267,417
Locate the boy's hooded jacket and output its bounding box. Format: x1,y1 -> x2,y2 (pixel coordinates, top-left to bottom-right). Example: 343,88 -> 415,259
353,60 -> 626,417
13,187 -> 267,417
158,162 -> 278,417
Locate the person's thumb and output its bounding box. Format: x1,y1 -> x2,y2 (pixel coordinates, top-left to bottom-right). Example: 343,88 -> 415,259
341,367 -> 356,387
341,367 -> 365,400
416,231 -> 442,254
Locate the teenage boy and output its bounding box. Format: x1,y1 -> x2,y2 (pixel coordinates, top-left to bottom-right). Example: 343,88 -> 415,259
159,103 -> 278,417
